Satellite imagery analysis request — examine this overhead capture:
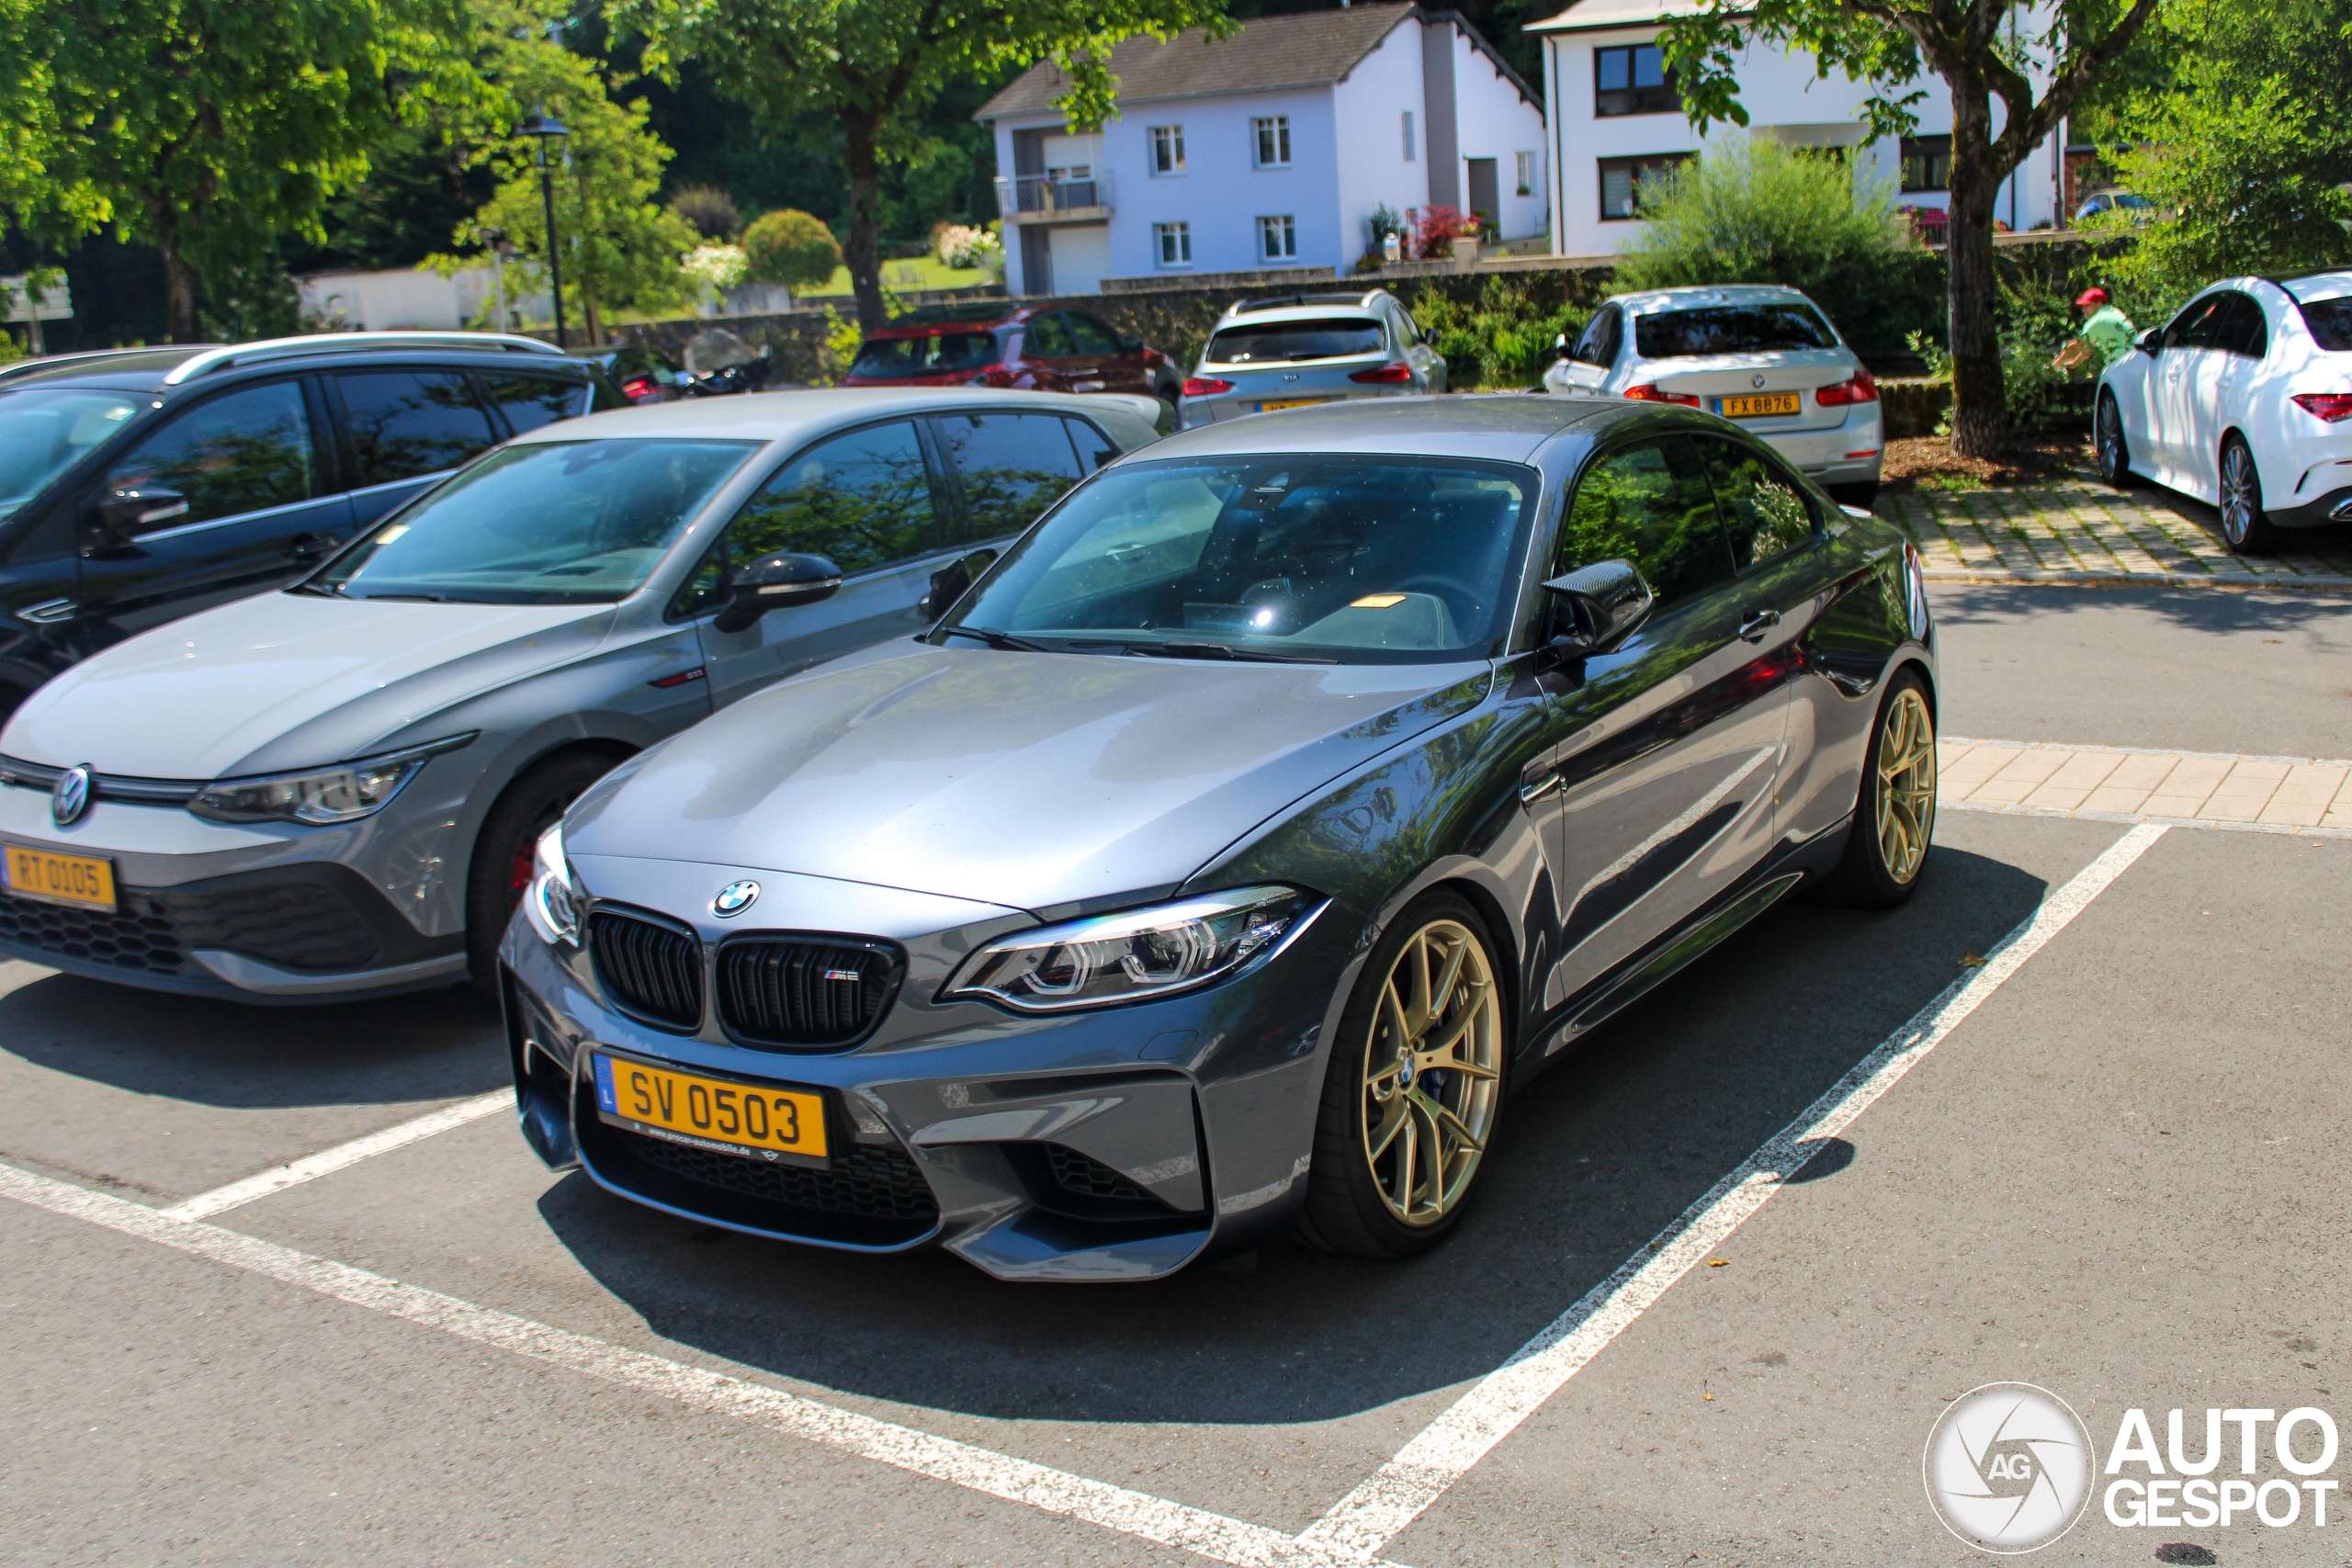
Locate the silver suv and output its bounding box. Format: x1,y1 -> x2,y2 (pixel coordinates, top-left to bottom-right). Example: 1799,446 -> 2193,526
1178,290 -> 1447,428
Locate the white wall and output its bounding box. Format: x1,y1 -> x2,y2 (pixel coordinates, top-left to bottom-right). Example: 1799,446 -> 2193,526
1333,21 -> 1432,266
298,266 -> 549,332
1441,22 -> 1551,241
1543,14 -> 2060,259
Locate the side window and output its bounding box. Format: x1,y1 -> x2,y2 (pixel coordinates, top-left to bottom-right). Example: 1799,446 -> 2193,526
1023,313 -> 1075,358
933,412 -> 1085,540
1065,417 -> 1121,473
1558,436 -> 1735,611
103,380 -> 315,530
1697,438 -> 1817,569
1065,312 -> 1123,355
1572,306 -> 1620,367
2220,293 -> 2268,359
722,420 -> 944,580
482,375 -> 587,436
335,372 -> 498,486
2163,296 -> 2227,353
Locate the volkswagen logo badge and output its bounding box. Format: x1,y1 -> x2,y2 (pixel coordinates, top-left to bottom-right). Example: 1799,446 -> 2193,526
51,763 -> 94,827
1752,373 -> 1768,389
712,880 -> 760,918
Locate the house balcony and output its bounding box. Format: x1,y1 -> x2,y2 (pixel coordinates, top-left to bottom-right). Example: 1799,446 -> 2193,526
993,173 -> 1114,225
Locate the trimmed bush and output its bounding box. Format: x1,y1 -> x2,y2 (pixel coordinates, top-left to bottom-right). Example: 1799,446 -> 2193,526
742,209 -> 842,292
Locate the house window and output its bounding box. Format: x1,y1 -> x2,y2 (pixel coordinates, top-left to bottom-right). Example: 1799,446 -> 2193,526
1901,134 -> 1952,193
1150,125 -> 1185,175
1253,116 -> 1292,168
1515,150 -> 1535,196
1402,111 -> 1417,162
1594,44 -> 1679,117
1154,221 -> 1193,266
1258,214 -> 1297,260
1598,153 -> 1689,220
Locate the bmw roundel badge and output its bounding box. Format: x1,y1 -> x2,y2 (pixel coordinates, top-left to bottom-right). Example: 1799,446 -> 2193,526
712,879 -> 761,917
51,764 -> 94,827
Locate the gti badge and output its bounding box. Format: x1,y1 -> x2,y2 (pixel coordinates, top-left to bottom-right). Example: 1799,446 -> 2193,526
51,763 -> 94,827
1752,373 -> 1767,389
712,879 -> 760,917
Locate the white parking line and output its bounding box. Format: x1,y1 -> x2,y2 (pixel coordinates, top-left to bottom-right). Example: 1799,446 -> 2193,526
1292,821 -> 2170,1562
159,1089 -> 514,1222
0,822 -> 2168,1568
0,1161 -> 1395,1568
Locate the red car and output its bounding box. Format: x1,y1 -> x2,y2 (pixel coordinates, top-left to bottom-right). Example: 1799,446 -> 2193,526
842,301 -> 1182,409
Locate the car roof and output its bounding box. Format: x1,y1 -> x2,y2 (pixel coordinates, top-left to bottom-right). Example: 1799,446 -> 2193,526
865,301 -> 1032,339
0,333 -> 594,396
1128,393 -> 1617,465
503,386 -> 1150,445
1608,285 -> 1815,313
1216,292 -> 1393,326
2283,271 -> 2352,305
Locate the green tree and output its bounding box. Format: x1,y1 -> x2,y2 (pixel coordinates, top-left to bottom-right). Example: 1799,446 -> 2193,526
9,0 -> 475,340
741,209 -> 842,292
614,0 -> 1232,331
2098,0 -> 2352,312
434,18 -> 700,343
1659,0 -> 2164,457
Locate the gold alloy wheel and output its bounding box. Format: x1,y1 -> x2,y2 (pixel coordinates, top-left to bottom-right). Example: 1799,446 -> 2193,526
1360,919 -> 1502,1226
1876,687 -> 1939,885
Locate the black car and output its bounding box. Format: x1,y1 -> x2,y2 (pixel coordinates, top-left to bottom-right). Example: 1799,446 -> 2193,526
0,333 -> 621,717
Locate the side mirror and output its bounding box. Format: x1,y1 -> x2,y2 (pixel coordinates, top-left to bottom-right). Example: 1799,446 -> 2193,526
920,547 -> 999,620
712,551 -> 842,634
88,487 -> 187,555
2136,328 -> 2162,355
1540,559 -> 1653,657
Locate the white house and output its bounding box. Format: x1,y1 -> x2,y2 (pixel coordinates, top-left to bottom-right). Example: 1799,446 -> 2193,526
977,4 -> 1549,295
1532,0 -> 2067,259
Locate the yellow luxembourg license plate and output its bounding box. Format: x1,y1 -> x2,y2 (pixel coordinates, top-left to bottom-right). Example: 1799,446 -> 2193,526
1719,391 -> 1801,418
1256,398 -> 1329,412
3,845 -> 117,910
593,1054 -> 829,1163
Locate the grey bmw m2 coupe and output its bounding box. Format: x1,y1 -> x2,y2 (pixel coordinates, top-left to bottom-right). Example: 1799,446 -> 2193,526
500,395 -> 1939,1281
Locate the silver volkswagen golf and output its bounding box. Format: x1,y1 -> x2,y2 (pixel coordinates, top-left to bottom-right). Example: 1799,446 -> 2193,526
0,389 -> 1159,1002
502,394 -> 1940,1282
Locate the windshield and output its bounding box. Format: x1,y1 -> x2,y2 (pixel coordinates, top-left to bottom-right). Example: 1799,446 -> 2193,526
940,456 -> 1533,664
315,438 -> 758,604
1205,318 -> 1386,365
2301,296 -> 2352,352
849,332 -> 1002,378
0,387 -> 142,520
1634,304 -> 1838,358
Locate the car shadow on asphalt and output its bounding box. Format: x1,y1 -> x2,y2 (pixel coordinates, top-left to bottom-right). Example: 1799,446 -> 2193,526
0,964 -> 507,1109
536,842 -> 2049,1427
1932,579 -> 2352,637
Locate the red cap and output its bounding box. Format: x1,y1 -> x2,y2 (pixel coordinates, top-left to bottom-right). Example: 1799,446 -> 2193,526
2076,287 -> 2109,308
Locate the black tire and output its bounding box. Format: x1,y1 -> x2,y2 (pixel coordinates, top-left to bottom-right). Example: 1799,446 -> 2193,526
1296,890 -> 1508,1260
464,750 -> 623,993
1826,480 -> 1880,512
2096,392 -> 2135,489
1826,670 -> 1938,909
2217,434 -> 2282,555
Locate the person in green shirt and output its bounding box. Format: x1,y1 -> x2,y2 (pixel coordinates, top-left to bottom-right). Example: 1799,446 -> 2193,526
2054,287 -> 2136,370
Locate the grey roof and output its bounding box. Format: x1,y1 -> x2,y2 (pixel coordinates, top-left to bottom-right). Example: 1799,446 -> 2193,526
976,5 -> 1539,120
1528,0 -> 1736,33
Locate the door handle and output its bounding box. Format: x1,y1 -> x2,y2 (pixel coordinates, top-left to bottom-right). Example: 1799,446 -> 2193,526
1520,772 -> 1563,805
1737,608 -> 1781,643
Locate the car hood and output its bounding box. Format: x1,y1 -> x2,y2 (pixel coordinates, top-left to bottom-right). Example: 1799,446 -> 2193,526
567,641 -> 1491,914
4,592 -> 613,779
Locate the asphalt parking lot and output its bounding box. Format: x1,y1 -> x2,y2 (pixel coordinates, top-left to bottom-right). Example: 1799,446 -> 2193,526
5,582 -> 2348,1567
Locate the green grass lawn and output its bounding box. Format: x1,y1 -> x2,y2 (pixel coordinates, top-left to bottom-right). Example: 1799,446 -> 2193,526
796,255 -> 997,298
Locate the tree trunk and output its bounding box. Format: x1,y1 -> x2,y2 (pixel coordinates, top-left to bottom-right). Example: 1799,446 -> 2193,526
153,218 -> 203,343
1943,93 -> 2007,457
840,113 -> 888,334
581,276 -> 604,347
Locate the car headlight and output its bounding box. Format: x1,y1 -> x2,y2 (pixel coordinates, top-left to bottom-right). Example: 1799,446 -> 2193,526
187,734 -> 475,826
941,885 -> 1322,1013
523,822 -> 581,947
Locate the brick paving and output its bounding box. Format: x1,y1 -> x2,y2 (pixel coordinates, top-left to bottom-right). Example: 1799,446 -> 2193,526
1880,464 -> 2352,585
1939,737 -> 2352,832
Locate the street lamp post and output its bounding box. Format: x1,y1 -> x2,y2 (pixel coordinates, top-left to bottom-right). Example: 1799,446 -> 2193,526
516,110 -> 571,347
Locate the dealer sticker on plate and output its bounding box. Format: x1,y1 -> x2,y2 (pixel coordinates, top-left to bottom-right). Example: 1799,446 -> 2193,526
594,1054 -> 829,1164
